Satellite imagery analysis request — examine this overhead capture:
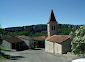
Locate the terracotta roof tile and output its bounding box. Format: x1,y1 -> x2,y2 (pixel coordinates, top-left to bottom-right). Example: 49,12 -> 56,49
45,35 -> 71,43
33,36 -> 46,41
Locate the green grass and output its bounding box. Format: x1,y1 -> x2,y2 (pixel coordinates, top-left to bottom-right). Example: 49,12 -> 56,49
1,48 -> 15,52
0,54 -> 6,60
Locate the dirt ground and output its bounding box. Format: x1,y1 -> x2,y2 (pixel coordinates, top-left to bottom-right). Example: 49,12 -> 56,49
0,48 -> 78,62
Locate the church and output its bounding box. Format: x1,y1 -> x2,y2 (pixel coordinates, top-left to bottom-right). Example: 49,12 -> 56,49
45,10 -> 72,54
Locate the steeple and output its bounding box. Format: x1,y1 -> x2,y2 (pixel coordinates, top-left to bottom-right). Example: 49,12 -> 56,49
47,10 -> 58,37
47,10 -> 57,24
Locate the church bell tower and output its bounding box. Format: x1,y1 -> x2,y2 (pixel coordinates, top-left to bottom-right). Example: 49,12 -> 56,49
47,10 -> 58,37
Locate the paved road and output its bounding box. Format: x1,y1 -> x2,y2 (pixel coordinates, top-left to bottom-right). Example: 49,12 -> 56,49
1,49 -> 77,62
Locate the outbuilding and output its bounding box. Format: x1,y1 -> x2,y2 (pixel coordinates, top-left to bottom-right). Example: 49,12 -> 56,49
1,35 -> 27,51
45,35 -> 72,54
17,35 -> 34,49
33,36 -> 46,48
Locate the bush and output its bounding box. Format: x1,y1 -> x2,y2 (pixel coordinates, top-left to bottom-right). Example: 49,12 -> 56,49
70,26 -> 85,54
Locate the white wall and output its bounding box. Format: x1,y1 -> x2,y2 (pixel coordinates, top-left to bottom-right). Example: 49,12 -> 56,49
1,40 -> 11,49
55,43 -> 62,54
45,40 -> 62,54
47,24 -> 50,37
45,40 -> 54,53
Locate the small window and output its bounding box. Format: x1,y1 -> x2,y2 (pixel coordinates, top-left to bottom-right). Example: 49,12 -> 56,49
54,26 -> 55,30
52,26 -> 53,30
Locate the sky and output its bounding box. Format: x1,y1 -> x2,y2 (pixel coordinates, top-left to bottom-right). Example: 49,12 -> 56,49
0,0 -> 85,28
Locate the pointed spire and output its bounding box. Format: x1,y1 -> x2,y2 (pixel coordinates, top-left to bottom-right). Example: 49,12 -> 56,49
47,10 -> 57,24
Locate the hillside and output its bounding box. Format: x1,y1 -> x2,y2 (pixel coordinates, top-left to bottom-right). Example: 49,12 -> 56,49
2,24 -> 79,37
5,24 -> 81,32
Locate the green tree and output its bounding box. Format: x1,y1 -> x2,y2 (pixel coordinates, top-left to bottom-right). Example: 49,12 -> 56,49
70,26 -> 85,54
6,30 -> 30,37
0,28 -> 5,36
0,28 -> 3,53
57,28 -> 74,35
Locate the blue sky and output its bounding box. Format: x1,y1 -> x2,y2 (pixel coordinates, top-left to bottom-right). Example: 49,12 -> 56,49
0,0 -> 85,28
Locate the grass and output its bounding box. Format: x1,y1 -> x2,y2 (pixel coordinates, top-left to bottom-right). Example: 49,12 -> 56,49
0,54 -> 6,60
1,48 -> 15,52
0,48 -> 15,60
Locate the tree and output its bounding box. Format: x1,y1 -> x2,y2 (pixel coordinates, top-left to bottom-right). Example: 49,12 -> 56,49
0,28 -> 4,52
70,26 -> 85,54
0,36 -> 2,52
57,28 -> 75,35
0,36 -> 2,53
0,28 -> 6,36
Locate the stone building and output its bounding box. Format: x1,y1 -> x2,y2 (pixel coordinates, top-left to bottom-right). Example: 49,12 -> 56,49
1,35 -> 28,51
1,35 -> 34,51
45,35 -> 71,54
45,10 -> 72,54
17,35 -> 34,49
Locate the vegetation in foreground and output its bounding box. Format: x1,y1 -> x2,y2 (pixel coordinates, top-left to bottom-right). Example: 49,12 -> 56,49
1,48 -> 15,52
0,54 -> 6,60
70,26 -> 85,54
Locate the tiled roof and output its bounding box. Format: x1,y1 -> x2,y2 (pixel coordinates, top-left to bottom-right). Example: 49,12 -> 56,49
33,36 -> 46,41
1,35 -> 24,43
45,35 -> 71,43
17,35 -> 32,40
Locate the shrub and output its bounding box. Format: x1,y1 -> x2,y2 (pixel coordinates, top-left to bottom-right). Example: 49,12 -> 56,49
70,26 -> 85,54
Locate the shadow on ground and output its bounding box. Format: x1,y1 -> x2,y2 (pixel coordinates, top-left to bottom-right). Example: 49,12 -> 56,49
33,48 -> 41,50
9,56 -> 24,60
0,52 -> 24,60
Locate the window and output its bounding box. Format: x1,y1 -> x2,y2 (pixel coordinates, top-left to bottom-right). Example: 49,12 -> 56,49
52,26 -> 53,30
51,25 -> 56,31
54,26 -> 55,30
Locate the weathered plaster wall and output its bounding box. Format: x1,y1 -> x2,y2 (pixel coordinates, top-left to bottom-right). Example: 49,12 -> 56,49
61,39 -> 72,54
45,40 -> 54,53
1,40 -> 11,49
45,40 -> 62,54
55,43 -> 62,54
